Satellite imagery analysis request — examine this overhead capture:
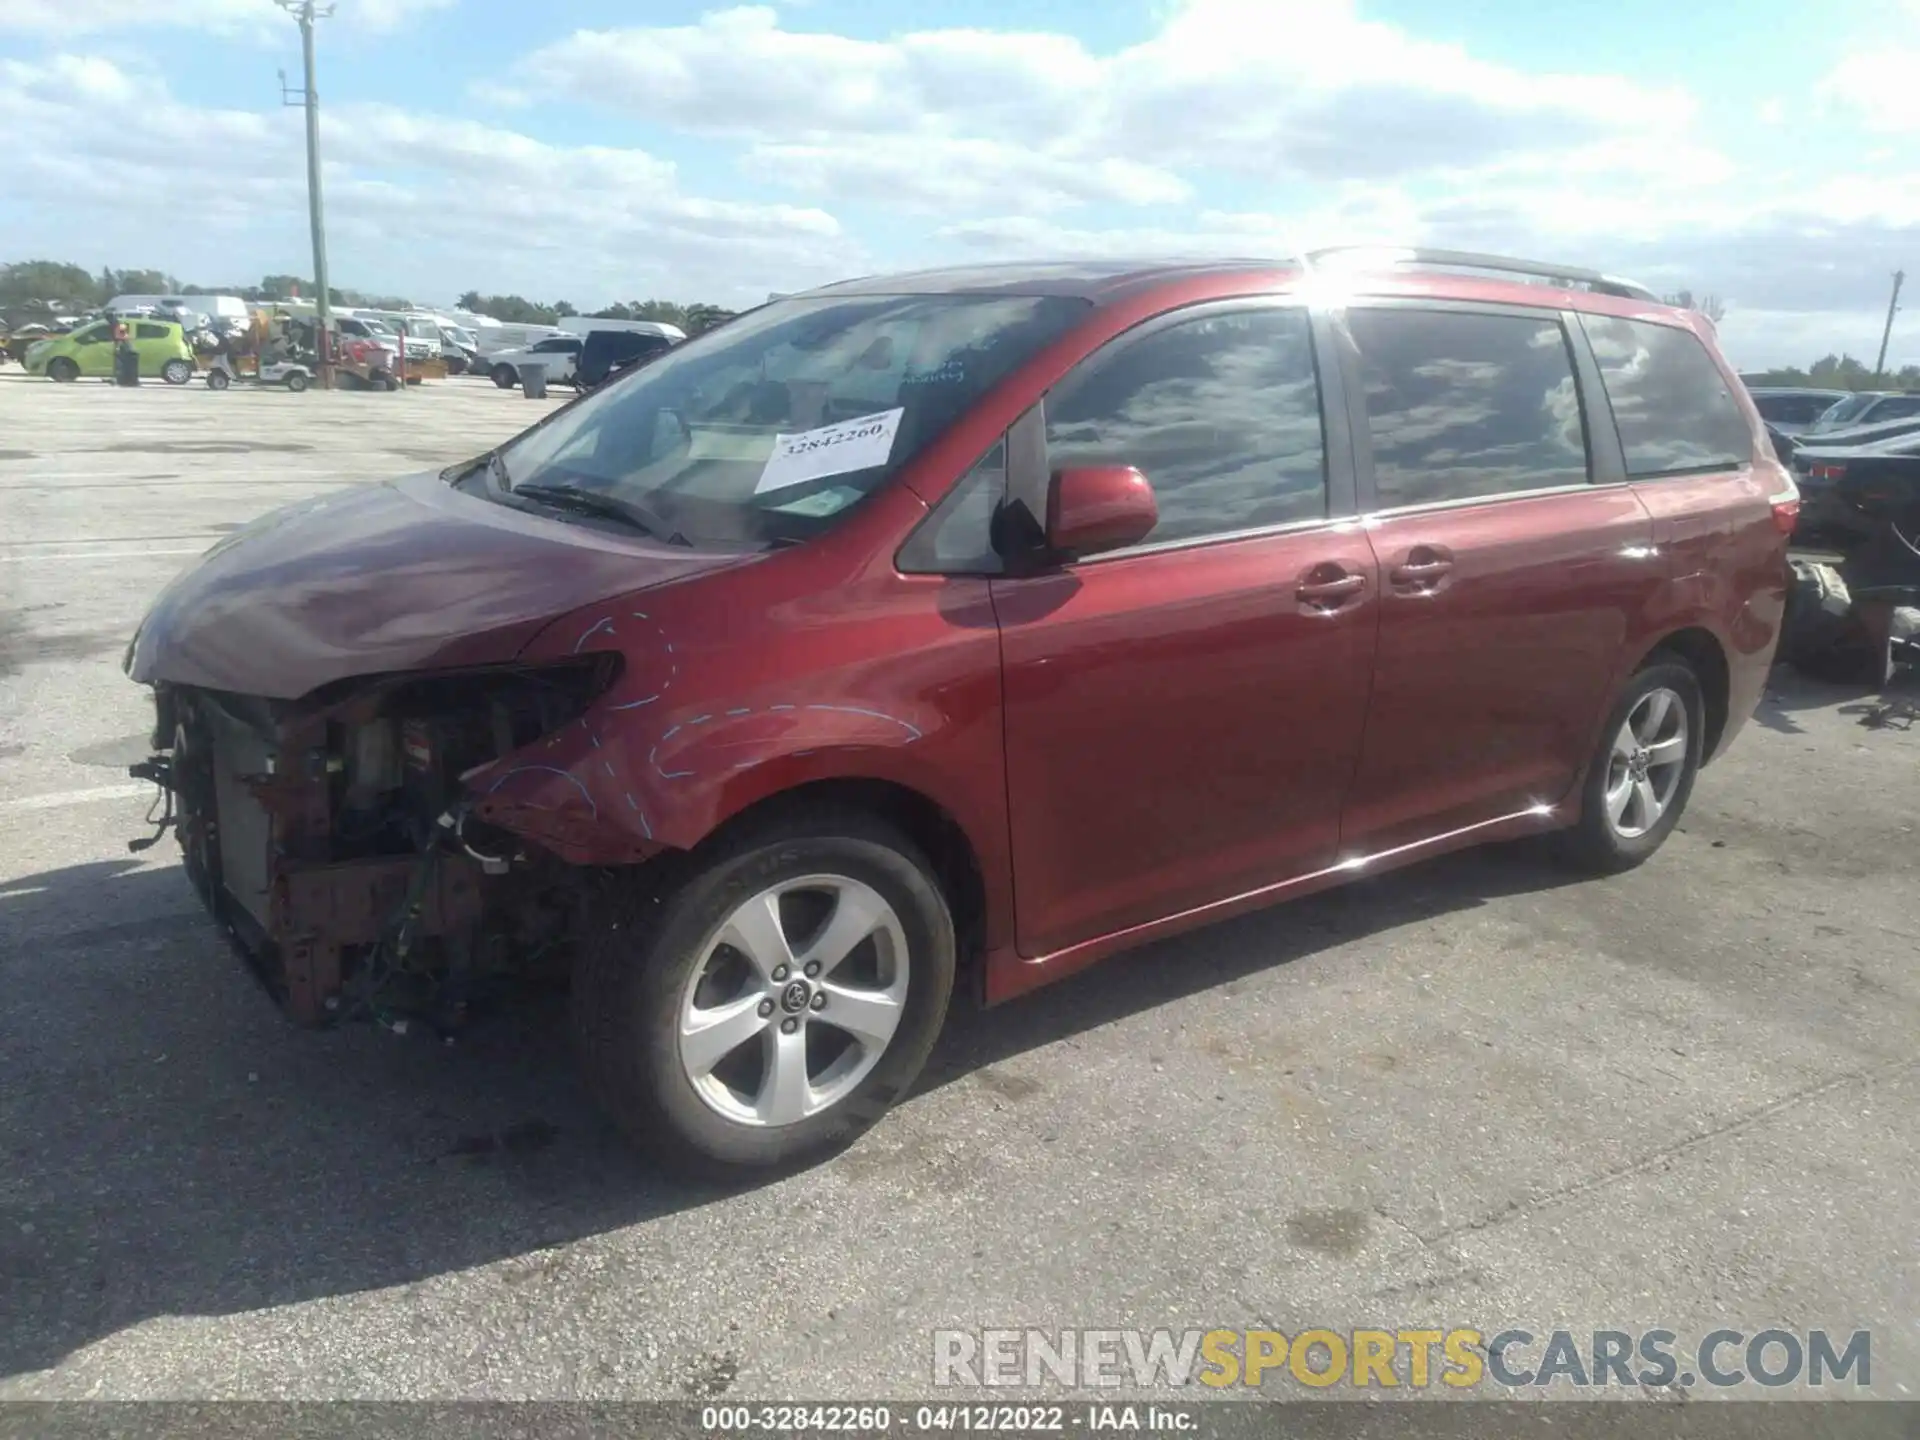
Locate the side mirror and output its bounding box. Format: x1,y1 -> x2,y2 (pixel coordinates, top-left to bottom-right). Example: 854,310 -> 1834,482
1045,466 -> 1158,558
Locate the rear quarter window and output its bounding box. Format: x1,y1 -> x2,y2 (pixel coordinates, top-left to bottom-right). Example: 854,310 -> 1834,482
1581,316 -> 1752,476
135,323 -> 171,340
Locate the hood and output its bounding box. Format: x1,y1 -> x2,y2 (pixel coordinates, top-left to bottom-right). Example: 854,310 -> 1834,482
127,470 -> 746,700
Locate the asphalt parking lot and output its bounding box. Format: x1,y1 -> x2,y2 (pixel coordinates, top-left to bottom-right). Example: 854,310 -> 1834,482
0,370 -> 1915,1404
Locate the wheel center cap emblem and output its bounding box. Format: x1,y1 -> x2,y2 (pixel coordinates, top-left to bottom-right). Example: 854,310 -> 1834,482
1629,748 -> 1651,780
780,979 -> 811,1014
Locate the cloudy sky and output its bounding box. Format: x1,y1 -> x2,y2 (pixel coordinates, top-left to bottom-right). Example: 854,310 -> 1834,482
1,0 -> 1916,368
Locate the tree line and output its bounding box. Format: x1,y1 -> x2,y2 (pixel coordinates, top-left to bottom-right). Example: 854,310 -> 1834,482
0,259 -> 738,335
1741,353 -> 1920,391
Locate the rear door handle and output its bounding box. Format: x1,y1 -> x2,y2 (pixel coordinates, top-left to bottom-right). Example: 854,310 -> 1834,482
1390,545 -> 1455,591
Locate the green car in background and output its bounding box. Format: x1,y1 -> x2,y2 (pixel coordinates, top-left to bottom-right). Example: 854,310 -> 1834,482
25,319 -> 196,385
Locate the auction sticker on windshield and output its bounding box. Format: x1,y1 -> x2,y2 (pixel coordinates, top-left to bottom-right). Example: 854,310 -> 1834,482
755,408 -> 904,493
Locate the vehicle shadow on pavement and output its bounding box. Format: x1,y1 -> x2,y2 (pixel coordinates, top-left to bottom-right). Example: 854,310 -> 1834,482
0,842 -> 1578,1382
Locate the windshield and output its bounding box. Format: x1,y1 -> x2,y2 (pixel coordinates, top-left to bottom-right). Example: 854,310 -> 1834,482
491,293 -> 1088,548
445,326 -> 477,348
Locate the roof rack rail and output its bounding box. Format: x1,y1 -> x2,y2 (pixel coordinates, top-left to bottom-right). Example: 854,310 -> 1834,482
1303,246 -> 1659,302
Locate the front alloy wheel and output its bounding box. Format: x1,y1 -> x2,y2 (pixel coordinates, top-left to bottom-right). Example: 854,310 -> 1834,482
678,876 -> 909,1127
573,811 -> 956,1177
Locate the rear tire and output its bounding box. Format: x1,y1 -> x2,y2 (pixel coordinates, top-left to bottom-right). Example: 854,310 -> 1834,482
1554,658 -> 1704,874
492,364 -> 517,389
572,810 -> 956,1178
46,357 -> 78,383
205,369 -> 231,391
285,371 -> 309,393
160,359 -> 193,386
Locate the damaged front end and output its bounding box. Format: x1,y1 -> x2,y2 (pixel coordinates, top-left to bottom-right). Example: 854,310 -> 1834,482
132,655 -> 625,1029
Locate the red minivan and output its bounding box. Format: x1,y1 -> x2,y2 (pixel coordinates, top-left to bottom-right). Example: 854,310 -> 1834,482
126,249 -> 1797,1174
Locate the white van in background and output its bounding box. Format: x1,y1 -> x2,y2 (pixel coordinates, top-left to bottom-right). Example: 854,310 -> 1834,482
468,320 -> 568,358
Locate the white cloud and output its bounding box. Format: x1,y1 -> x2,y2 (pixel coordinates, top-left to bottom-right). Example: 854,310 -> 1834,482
518,0 -> 1697,213
0,54 -> 858,307
1816,1 -> 1920,132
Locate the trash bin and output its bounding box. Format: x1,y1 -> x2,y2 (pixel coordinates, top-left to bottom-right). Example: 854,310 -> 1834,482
114,345 -> 141,387
521,362 -> 547,399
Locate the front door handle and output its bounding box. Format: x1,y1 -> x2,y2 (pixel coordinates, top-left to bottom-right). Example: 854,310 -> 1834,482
1296,565 -> 1368,612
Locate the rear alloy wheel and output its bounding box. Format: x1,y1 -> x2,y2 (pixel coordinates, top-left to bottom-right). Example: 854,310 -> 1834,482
573,812 -> 955,1176
1556,659 -> 1703,873
492,364 -> 517,389
46,357 -> 78,383
160,359 -> 193,386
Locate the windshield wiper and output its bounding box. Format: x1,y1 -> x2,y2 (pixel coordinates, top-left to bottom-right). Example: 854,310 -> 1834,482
511,482 -> 688,545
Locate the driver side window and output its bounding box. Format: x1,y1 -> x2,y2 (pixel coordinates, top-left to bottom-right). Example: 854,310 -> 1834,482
1044,306 -> 1328,546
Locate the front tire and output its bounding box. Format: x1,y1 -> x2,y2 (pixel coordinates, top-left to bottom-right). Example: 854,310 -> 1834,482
205,368 -> 231,391
46,357 -> 78,383
491,364 -> 517,389
1555,658 -> 1704,873
161,359 -> 193,386
573,811 -> 956,1178
285,371 -> 309,393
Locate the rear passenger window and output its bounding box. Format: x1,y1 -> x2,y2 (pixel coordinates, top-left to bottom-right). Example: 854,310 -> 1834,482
1045,307 -> 1326,546
135,324 -> 169,340
1348,307 -> 1588,508
1581,315 -> 1752,476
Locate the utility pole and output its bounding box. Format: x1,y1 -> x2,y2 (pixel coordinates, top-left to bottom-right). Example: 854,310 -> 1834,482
278,1 -> 336,387
1874,269 -> 1904,383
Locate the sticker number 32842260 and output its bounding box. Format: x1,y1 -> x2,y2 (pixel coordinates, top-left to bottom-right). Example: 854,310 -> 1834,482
754,407 -> 905,494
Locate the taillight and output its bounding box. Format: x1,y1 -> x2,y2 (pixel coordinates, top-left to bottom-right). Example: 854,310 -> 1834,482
1772,499 -> 1801,535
